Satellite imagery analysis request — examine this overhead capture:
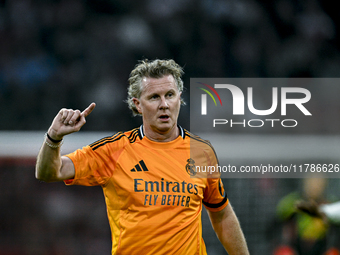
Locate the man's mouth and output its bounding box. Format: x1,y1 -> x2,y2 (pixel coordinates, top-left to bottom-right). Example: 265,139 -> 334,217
159,115 -> 170,121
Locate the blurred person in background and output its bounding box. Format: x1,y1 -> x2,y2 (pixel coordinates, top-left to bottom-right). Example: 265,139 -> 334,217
272,178 -> 340,255
297,200 -> 340,225
35,59 -> 249,255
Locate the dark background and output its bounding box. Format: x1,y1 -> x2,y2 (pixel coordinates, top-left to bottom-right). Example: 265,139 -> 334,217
1,0 -> 340,132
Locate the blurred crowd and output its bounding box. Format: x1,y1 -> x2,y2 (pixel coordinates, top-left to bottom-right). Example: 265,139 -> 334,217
0,160 -> 112,255
0,0 -> 340,132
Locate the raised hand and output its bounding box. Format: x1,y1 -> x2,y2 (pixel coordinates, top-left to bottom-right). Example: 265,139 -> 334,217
47,103 -> 96,141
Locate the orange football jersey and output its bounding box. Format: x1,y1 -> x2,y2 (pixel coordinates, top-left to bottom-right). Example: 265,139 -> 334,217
65,125 -> 228,255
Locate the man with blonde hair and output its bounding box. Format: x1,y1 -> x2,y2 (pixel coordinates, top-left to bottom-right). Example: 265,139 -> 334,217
36,59 -> 249,254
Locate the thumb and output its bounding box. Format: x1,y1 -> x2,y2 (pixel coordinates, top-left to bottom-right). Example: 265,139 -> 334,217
82,102 -> 96,117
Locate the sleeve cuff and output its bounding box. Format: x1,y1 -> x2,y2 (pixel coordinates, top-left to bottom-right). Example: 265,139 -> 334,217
203,197 -> 229,212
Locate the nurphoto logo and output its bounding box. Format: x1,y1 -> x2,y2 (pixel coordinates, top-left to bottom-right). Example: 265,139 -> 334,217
197,82 -> 223,115
197,81 -> 312,128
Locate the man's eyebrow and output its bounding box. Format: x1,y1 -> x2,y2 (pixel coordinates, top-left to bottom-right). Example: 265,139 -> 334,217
147,88 -> 176,96
148,92 -> 158,97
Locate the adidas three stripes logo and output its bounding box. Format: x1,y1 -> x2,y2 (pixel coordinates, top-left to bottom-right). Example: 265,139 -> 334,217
130,160 -> 149,172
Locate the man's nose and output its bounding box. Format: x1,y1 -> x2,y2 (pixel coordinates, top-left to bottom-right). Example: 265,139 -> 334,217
159,96 -> 169,109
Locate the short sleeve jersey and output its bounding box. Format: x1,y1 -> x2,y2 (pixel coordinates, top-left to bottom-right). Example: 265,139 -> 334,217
65,125 -> 228,255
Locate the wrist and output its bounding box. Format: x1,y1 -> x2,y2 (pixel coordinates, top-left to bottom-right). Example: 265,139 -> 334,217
46,132 -> 63,143
47,129 -> 63,143
44,133 -> 63,149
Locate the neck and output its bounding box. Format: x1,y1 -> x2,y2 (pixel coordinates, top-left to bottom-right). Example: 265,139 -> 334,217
143,125 -> 179,142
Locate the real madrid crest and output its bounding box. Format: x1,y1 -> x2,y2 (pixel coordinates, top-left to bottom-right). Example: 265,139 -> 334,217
185,158 -> 196,176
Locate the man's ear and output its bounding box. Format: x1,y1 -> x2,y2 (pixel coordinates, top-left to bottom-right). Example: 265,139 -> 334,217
133,98 -> 142,114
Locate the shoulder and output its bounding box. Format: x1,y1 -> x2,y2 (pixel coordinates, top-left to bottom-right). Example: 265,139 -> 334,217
184,129 -> 219,165
184,129 -> 216,152
89,127 -> 142,151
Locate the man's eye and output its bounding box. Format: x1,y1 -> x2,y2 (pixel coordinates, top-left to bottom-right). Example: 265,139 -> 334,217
151,95 -> 159,99
167,93 -> 174,97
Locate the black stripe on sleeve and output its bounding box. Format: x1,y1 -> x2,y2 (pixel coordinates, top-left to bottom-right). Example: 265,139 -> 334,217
202,195 -> 228,209
90,133 -> 125,151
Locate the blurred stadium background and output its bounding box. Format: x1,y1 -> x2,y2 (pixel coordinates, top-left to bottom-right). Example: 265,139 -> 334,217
1,0 -> 340,254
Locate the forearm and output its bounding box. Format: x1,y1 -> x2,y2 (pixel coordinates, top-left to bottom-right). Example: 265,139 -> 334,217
209,204 -> 249,255
217,213 -> 249,254
35,135 -> 63,182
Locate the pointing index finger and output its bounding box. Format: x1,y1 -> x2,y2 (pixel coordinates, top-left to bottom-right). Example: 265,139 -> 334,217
82,102 -> 96,117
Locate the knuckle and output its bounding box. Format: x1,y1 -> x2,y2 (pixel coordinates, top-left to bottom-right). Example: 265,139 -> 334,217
59,108 -> 66,115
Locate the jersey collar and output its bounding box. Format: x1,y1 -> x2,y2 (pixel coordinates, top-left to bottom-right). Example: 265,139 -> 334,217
139,124 -> 185,140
